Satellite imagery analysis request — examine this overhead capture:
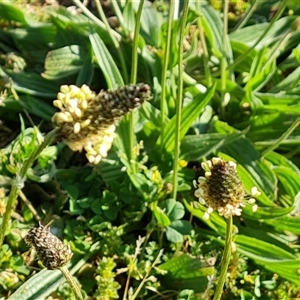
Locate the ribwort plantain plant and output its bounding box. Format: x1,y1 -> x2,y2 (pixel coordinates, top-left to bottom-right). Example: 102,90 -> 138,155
193,157 -> 260,299
1,0 -> 300,299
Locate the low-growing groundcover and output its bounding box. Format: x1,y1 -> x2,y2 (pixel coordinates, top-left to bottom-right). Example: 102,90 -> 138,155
1,0 -> 300,299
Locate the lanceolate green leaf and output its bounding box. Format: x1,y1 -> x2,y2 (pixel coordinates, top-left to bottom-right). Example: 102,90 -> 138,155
180,132 -> 244,161
43,45 -> 87,80
3,70 -> 58,98
159,254 -> 215,293
89,32 -> 124,88
263,216 -> 300,236
242,205 -> 294,220
238,230 -> 288,260
236,235 -> 300,285
8,268 -> 63,300
275,167 -> 300,200
204,229 -> 300,285
159,84 -> 216,155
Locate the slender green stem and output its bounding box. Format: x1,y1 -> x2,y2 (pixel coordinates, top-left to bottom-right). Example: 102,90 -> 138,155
227,1 -> 287,72
220,0 -> 229,118
212,1 -> 287,78
262,117 -> 300,157
171,0 -> 189,200
127,0 -> 145,173
131,251 -> 162,300
122,265 -> 131,300
94,0 -> 129,83
213,216 -> 233,300
0,128 -> 59,247
160,1 -> 175,154
130,0 -> 144,84
110,1 -> 125,29
72,0 -> 121,41
232,0 -> 258,31
196,0 -> 212,87
59,265 -> 83,300
123,238 -> 142,300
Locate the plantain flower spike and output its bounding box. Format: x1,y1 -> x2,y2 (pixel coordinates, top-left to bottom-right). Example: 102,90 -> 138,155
25,223 -> 73,270
193,157 -> 259,220
52,83 -> 151,164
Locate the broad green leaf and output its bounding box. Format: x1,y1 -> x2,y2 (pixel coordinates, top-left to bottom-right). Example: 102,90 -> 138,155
242,205 -> 293,220
159,84 -> 216,155
159,254 -> 215,292
265,151 -> 300,174
236,235 -> 300,285
99,156 -> 124,185
236,225 -> 295,254
168,220 -> 192,236
10,26 -> 57,54
161,198 -> 185,221
4,70 -> 59,98
236,235 -> 295,260
165,226 -> 184,243
181,132 -> 244,161
89,32 -> 124,88
244,112 -> 300,144
43,45 -> 87,80
207,231 -> 300,285
263,216 -> 300,236
275,167 -> 300,201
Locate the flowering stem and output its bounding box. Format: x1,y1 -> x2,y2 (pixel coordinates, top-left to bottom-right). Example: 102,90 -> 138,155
213,216 -> 233,300
127,0 -> 144,173
59,265 -> 83,300
0,127 -> 59,248
160,0 -> 175,154
172,0 -> 189,200
196,0 -> 212,87
220,0 -> 229,119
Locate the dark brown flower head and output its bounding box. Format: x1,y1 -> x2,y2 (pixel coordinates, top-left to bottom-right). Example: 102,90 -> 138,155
51,83 -> 151,164
25,224 -> 73,270
95,83 -> 151,123
193,157 -> 259,219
